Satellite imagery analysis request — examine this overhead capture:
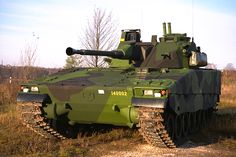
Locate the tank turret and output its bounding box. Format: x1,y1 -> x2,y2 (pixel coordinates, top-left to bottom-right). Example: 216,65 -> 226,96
67,23 -> 207,68
67,29 -> 154,67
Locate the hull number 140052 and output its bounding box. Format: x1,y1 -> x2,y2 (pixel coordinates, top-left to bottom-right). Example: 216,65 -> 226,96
111,90 -> 127,96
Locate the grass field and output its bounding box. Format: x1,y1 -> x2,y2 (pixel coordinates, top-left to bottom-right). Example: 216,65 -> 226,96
0,70 -> 235,156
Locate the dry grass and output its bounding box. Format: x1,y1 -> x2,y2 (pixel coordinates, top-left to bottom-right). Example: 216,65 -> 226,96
211,70 -> 236,135
217,137 -> 236,150
220,70 -> 236,108
0,105 -> 137,156
76,127 -> 138,147
210,113 -> 236,134
0,105 -> 59,156
0,83 -> 18,109
0,105 -> 89,156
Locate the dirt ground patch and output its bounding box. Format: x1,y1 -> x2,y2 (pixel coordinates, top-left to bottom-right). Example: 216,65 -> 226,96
85,137 -> 235,157
86,132 -> 236,157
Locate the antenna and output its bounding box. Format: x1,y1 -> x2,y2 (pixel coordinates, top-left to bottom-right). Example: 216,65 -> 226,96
140,9 -> 143,38
192,0 -> 194,38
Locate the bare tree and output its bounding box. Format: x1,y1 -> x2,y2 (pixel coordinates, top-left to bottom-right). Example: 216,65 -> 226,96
20,42 -> 37,67
19,33 -> 39,80
224,63 -> 235,71
80,8 -> 119,67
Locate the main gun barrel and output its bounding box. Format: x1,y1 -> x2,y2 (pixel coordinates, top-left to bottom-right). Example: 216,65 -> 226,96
66,47 -> 125,59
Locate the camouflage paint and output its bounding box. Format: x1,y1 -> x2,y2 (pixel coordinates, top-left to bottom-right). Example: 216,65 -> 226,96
17,23 -> 221,129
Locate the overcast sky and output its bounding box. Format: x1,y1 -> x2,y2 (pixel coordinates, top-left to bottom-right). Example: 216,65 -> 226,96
0,0 -> 236,69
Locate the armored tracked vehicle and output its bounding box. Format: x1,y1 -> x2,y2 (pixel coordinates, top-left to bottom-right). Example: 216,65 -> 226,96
17,23 -> 221,148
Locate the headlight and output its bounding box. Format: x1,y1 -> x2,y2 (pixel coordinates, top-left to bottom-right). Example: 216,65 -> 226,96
23,87 -> 29,93
154,92 -> 161,98
20,86 -> 29,93
31,86 -> 39,92
143,90 -> 153,96
20,86 -> 39,93
135,88 -> 168,98
154,90 -> 168,97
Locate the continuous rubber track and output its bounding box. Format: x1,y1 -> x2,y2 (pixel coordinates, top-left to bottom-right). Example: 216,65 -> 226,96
17,102 -> 67,140
138,107 -> 176,148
